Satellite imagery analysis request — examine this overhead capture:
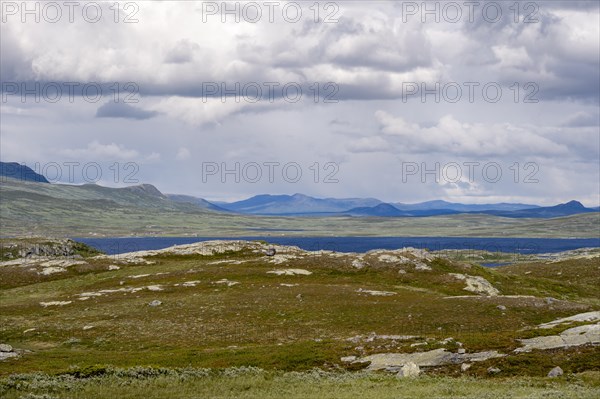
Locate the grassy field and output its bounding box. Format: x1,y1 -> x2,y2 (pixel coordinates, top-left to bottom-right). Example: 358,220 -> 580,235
0,239 -> 599,397
2,368 -> 599,399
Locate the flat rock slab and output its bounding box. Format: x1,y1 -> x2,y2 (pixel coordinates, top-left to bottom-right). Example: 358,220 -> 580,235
0,351 -> 19,361
267,269 -> 312,276
356,288 -> 396,296
516,323 -> 600,352
538,311 -> 600,329
355,348 -> 505,370
449,273 -> 500,296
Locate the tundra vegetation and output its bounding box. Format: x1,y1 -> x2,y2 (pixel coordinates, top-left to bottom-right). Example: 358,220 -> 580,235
0,239 -> 598,398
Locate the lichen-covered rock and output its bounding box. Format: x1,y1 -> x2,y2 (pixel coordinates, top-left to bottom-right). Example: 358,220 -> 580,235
0,344 -> 13,352
547,366 -> 563,378
538,311 -> 600,329
355,348 -> 504,370
449,273 -> 500,296
396,362 -> 420,378
267,269 -> 312,276
515,323 -> 600,352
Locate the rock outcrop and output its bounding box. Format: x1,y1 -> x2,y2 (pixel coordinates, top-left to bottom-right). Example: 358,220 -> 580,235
449,273 -> 500,296
515,323 -> 600,352
354,348 -> 505,370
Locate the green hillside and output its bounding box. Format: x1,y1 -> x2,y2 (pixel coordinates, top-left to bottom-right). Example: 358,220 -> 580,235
1,178 -> 599,238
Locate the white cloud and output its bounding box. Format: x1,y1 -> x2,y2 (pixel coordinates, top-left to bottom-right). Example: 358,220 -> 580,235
175,147 -> 191,161
375,111 -> 568,157
1,1 -> 598,205
59,141 -> 140,160
347,136 -> 389,153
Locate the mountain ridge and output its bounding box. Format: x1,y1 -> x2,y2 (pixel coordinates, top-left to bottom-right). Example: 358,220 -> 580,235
0,162 -> 597,219
0,162 -> 49,183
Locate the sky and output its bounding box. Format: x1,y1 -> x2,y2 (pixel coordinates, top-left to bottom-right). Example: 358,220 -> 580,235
1,0 -> 599,206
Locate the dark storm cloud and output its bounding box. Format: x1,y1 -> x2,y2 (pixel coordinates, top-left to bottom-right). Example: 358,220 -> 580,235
96,102 -> 158,120
164,39 -> 200,64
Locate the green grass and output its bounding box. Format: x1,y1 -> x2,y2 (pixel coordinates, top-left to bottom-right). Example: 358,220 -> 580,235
1,367 -> 599,399
0,240 -> 598,397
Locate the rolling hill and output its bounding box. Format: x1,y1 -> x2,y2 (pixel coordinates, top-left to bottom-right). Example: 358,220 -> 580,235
1,170 -> 598,238
0,162 -> 49,183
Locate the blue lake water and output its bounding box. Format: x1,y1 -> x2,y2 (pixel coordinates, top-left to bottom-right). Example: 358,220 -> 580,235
75,236 -> 600,256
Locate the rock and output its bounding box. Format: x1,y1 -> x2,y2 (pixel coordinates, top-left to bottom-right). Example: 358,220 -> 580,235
396,362 -> 420,378
461,363 -> 472,372
449,273 -> 500,296
352,259 -> 365,269
264,248 -> 276,256
83,325 -> 94,330
515,323 -> 600,352
355,348 -> 505,370
129,274 -> 151,279
108,265 -> 120,270
148,300 -> 162,307
40,301 -> 72,307
377,254 -> 404,263
39,266 -> 67,275
0,350 -> 19,361
0,344 -> 13,352
547,366 -> 563,378
458,348 -> 466,354
497,305 -> 507,311
414,261 -> 432,271
487,367 -> 501,374
545,297 -> 557,305
538,311 -> 600,329
340,356 -> 357,363
214,279 -> 239,287
356,288 -> 396,296
267,269 -> 312,276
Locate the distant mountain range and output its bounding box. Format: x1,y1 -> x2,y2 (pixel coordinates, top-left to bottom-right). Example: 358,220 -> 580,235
392,200 -> 540,212
212,193 -> 381,215
167,194 -> 232,212
210,193 -> 597,219
1,161 -> 598,220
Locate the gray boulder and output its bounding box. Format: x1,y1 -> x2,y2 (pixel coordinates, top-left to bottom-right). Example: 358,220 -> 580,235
396,362 -> 420,378
0,344 -> 13,352
547,366 -> 563,378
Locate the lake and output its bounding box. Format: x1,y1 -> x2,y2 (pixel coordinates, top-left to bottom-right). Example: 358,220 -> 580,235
75,236 -> 600,256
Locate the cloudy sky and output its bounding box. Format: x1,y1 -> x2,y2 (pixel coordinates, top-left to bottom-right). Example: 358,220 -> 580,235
1,0 -> 599,206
